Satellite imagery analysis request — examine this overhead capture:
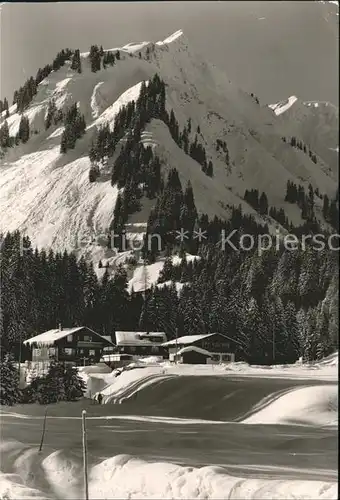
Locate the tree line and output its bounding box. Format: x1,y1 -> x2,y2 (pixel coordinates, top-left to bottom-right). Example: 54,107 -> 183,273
0,355 -> 85,406
282,136 -> 318,164
88,44 -> 121,72
285,180 -> 338,231
0,225 -> 338,368
0,114 -> 31,149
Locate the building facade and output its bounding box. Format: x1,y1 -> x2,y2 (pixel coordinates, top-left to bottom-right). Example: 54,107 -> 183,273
102,331 -> 167,358
163,333 -> 240,364
23,326 -> 114,366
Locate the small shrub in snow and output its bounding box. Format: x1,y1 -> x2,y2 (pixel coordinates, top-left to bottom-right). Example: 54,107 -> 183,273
22,361 -> 86,405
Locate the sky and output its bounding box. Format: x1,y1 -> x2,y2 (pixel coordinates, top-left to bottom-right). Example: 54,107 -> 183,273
0,1 -> 338,105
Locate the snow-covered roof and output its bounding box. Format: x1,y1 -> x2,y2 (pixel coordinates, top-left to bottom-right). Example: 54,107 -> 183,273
102,335 -> 114,344
162,333 -> 214,347
115,331 -> 167,346
163,333 -> 240,348
23,327 -> 113,346
177,346 -> 212,357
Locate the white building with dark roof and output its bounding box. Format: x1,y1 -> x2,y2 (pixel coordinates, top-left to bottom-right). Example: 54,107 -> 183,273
162,333 -> 240,364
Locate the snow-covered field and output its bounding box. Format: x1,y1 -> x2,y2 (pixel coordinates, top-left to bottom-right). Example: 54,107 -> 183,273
80,353 -> 338,426
1,353 -> 337,500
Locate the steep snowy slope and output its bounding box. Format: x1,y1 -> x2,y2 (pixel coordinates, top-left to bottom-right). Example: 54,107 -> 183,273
0,30 -> 337,267
268,96 -> 339,175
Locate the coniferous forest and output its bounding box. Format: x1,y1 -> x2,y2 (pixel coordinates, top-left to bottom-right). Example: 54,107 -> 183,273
0,56 -> 338,382
1,227 -> 338,367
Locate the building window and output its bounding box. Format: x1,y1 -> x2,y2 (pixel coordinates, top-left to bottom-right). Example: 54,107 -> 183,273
221,354 -> 232,362
89,349 -> 95,356
151,346 -> 159,353
79,349 -> 84,355
34,348 -> 41,357
83,335 -> 92,342
130,346 -> 136,353
67,334 -> 73,342
64,348 -> 74,356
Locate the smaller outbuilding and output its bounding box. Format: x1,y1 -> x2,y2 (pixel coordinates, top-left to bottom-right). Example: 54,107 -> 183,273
162,333 -> 241,364
174,346 -> 213,364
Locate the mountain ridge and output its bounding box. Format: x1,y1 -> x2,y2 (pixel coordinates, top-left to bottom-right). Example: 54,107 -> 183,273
0,30 -> 338,271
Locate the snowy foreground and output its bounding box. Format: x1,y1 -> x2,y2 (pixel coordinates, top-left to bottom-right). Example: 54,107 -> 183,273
1,354 -> 337,500
0,449 -> 337,500
81,353 -> 338,425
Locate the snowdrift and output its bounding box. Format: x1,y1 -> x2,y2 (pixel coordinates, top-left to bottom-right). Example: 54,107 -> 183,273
316,351 -> 338,367
88,454 -> 338,500
242,385 -> 338,427
0,443 -> 337,500
87,354 -> 338,405
79,359 -> 339,426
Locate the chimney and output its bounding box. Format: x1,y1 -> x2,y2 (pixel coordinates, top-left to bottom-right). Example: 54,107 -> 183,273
58,323 -> 62,331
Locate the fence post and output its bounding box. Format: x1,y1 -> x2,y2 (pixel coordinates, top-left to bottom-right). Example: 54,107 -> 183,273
38,407 -> 48,453
82,410 -> 89,500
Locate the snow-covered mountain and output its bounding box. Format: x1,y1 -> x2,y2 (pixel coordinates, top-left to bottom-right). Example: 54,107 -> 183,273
0,30 -> 338,269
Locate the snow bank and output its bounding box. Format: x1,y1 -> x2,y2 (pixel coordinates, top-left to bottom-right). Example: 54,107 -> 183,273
42,450 -> 81,499
242,385 -> 338,426
89,454 -> 337,500
79,363 -> 114,398
0,472 -> 50,500
88,353 -> 338,406
1,447 -> 337,500
316,351 -> 338,367
94,366 -> 163,402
